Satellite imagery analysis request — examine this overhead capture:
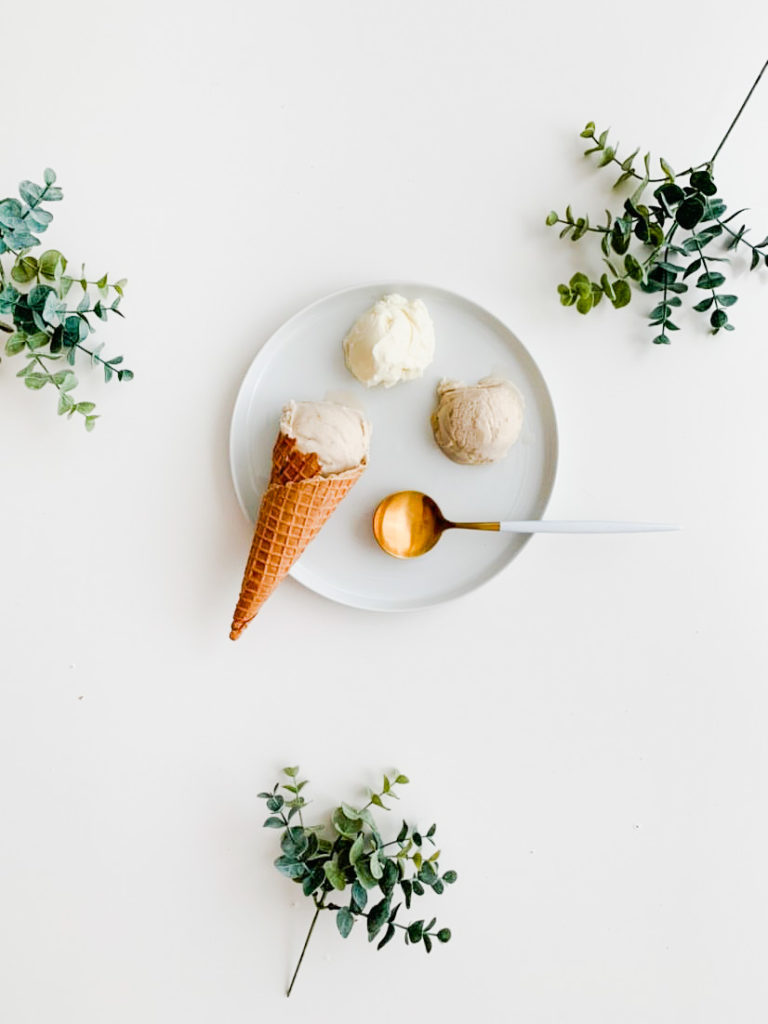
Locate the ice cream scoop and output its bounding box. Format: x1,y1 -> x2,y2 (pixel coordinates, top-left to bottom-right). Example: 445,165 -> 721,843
372,491 -> 678,558
431,376 -> 524,465
280,400 -> 370,475
342,294 -> 435,388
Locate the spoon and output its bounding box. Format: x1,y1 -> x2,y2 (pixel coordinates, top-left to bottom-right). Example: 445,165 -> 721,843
372,490 -> 678,558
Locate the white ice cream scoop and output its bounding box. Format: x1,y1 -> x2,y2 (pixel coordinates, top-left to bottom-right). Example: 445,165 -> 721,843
342,294 -> 435,388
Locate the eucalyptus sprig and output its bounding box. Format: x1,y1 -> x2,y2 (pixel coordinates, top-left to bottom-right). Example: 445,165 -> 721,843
547,60 -> 768,343
0,169 -> 131,428
260,766 -> 456,997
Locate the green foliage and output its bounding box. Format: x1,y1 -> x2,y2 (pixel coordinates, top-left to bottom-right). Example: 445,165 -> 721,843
261,767 -> 456,994
547,64 -> 768,343
0,169 -> 131,428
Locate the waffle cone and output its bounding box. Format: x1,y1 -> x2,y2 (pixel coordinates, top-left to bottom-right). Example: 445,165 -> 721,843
230,432 -> 365,639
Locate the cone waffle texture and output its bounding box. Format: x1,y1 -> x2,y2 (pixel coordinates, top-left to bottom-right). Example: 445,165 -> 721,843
230,432 -> 365,639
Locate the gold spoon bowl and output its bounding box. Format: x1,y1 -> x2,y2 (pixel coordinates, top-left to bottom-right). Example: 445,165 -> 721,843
373,490 -> 499,559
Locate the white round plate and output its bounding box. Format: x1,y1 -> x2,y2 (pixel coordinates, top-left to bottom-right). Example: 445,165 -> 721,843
230,282 -> 558,611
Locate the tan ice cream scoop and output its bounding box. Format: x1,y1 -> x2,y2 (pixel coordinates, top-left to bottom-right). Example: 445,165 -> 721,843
431,376 -> 524,465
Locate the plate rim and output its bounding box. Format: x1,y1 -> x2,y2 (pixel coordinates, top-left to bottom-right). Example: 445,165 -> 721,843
229,279 -> 559,611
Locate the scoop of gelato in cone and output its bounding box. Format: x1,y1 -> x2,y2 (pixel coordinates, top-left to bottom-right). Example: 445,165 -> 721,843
230,402 -> 369,639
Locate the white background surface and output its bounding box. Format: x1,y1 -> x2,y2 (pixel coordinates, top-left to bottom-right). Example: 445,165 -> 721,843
2,2 -> 767,1021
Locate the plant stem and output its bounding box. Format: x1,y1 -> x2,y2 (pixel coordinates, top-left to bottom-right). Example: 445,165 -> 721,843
609,152 -> 701,186
716,218 -> 767,254
695,242 -> 720,313
286,894 -> 326,998
588,59 -> 768,190
0,320 -> 12,333
30,354 -> 70,404
73,339 -> 127,375
553,218 -> 609,235
379,838 -> 405,850
587,136 -> 704,186
601,150 -> 644,183
647,163 -> 706,185
711,59 -> 768,165
660,243 -> 671,318
326,901 -> 412,933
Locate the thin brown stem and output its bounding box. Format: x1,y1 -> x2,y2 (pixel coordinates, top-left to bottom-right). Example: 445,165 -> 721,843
286,894 -> 326,998
711,59 -> 768,165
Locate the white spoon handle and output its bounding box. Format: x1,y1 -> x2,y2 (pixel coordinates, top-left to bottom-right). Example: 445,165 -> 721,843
497,520 -> 679,534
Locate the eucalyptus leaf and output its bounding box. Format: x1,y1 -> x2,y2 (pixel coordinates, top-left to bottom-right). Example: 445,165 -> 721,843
26,331 -> 49,351
302,867 -> 325,897
369,850 -> 383,880
11,256 -> 38,283
39,249 -> 67,281
19,180 -> 42,205
281,827 -> 308,858
349,834 -> 365,866
355,807 -> 377,830
683,259 -> 702,279
5,332 -> 27,355
274,856 -> 306,880
401,879 -> 413,908
336,908 -> 354,939
354,859 -> 377,890
351,881 -> 368,911
610,280 -> 631,309
690,169 -> 717,196
377,924 -> 396,950
323,858 -> 347,891
332,807 -> 361,838
697,272 -> 726,290
366,898 -> 390,941
710,309 -> 728,329
57,393 -> 74,415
